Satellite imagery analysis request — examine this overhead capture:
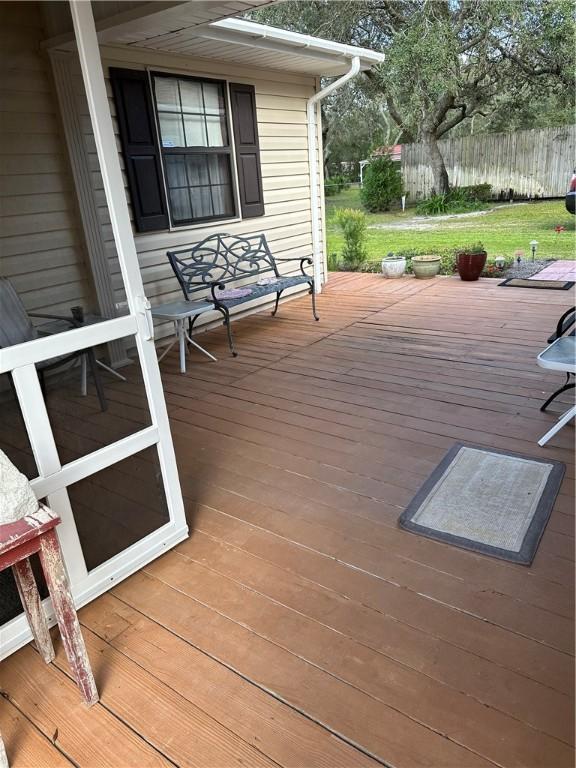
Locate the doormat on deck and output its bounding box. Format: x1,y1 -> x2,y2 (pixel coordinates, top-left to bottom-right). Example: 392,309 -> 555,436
499,278 -> 575,290
398,444 -> 564,565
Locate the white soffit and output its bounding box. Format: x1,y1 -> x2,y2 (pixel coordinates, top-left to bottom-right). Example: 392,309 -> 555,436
103,15 -> 386,76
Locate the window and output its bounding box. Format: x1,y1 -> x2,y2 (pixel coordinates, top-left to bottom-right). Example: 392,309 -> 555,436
110,67 -> 264,233
153,74 -> 236,226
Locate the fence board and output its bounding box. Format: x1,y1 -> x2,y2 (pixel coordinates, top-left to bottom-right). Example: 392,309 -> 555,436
402,126 -> 575,199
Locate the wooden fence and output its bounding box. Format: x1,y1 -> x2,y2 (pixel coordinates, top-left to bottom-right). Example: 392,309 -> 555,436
401,125 -> 576,199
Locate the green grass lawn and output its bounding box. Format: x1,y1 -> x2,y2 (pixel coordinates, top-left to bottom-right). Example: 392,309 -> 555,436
326,187 -> 575,262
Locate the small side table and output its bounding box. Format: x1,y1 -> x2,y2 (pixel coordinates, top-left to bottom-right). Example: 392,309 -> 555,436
152,300 -> 218,373
0,505 -> 98,707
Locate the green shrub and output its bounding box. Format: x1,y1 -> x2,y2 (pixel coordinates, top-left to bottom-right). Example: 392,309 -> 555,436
327,252 -> 341,271
416,187 -> 489,216
359,260 -> 383,273
335,208 -> 368,269
456,242 -> 486,255
416,194 -> 451,215
459,183 -> 492,202
324,174 -> 350,197
360,155 -> 404,212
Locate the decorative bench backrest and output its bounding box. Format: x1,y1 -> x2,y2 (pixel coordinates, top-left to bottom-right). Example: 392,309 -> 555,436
167,233 -> 279,299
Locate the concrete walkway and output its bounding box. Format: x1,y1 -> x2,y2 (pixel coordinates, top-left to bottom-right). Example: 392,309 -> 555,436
529,260 -> 576,281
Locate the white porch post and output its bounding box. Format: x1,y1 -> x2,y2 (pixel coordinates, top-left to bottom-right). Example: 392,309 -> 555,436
68,0 -> 187,534
49,51 -> 129,369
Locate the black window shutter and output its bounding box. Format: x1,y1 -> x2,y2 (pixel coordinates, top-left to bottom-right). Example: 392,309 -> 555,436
109,67 -> 169,233
230,83 -> 264,218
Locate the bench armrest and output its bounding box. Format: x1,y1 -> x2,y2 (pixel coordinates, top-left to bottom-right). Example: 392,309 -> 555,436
208,281 -> 227,304
274,257 -> 313,277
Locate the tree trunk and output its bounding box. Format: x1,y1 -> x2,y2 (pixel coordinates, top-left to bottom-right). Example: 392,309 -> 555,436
422,133 -> 449,195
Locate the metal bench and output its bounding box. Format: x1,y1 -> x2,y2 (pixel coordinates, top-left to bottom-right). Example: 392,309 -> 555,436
167,233 -> 318,356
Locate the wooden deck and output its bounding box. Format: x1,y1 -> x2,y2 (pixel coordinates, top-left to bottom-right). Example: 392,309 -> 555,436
1,273 -> 574,768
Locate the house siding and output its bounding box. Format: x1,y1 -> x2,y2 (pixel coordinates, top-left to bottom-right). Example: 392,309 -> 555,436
1,3 -> 327,338
69,44 -> 325,331
0,2 -> 96,316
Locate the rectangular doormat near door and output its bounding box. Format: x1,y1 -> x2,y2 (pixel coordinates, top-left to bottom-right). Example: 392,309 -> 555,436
499,278 -> 575,290
399,444 -> 565,565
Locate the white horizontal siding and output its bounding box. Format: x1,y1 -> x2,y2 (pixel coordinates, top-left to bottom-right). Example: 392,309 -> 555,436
71,46 -> 326,328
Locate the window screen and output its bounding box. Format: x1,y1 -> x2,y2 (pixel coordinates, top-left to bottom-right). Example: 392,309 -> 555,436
153,75 -> 236,226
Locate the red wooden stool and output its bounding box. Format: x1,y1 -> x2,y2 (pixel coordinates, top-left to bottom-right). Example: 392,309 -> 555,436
0,505 -> 98,706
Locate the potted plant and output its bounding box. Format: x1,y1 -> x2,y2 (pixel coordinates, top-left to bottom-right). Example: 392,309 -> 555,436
411,254 -> 441,279
456,243 -> 487,281
381,252 -> 407,278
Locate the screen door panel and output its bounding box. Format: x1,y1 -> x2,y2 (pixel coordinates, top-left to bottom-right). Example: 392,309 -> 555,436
39,333 -> 153,464
68,446 -> 170,571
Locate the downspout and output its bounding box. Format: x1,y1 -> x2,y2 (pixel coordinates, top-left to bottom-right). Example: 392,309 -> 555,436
307,56 -> 361,292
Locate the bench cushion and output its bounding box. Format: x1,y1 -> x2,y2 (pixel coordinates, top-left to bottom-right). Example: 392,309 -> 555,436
214,275 -> 311,308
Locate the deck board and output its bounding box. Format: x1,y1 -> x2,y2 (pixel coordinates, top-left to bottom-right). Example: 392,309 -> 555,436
1,274 -> 574,767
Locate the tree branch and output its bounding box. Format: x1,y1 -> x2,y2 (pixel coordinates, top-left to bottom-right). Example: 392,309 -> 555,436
494,42 -> 561,78
431,92 -> 455,130
386,94 -> 415,141
437,105 -> 467,136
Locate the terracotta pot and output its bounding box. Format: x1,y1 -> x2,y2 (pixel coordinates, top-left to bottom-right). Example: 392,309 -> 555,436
457,251 -> 487,281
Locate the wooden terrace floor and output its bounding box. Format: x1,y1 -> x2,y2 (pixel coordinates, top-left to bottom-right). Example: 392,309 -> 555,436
1,273 -> 574,768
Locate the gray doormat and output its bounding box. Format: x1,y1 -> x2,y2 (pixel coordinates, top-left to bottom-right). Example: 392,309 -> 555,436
499,278 -> 574,290
399,444 -> 565,565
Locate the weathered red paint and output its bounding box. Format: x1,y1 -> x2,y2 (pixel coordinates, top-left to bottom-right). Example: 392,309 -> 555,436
0,506 -> 59,558
12,559 -> 55,664
38,530 -> 98,706
0,505 -> 98,709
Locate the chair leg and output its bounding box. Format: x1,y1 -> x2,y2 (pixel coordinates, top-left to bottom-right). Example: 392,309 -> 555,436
538,405 -> 576,447
12,559 -> 55,664
540,376 -> 575,412
187,314 -> 200,353
309,281 -> 320,321
271,291 -> 283,317
85,350 -> 107,412
38,530 -> 98,706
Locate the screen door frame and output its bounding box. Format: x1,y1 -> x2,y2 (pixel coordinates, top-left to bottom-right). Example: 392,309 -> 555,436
0,0 -> 188,660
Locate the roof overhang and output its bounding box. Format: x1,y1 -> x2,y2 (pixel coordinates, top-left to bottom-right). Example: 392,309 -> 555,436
45,3 -> 385,77
180,18 -> 386,76
43,1 -> 275,51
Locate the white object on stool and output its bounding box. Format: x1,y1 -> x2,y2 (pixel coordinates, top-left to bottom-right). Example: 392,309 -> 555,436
0,450 -> 38,524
